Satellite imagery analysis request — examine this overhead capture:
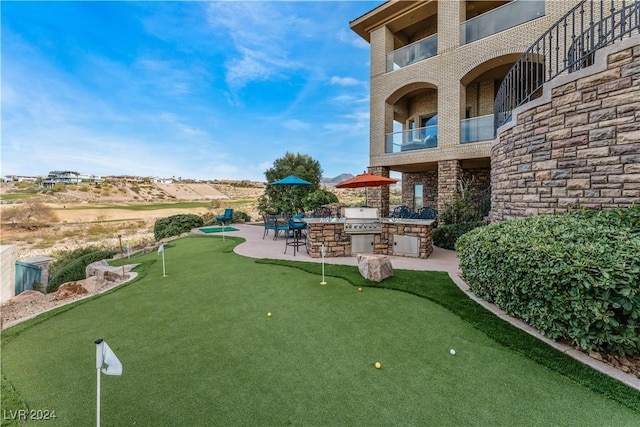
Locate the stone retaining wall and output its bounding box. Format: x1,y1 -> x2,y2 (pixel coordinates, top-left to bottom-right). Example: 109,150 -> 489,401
490,36 -> 640,221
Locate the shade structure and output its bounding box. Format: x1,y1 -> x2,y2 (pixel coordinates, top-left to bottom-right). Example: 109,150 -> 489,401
335,172 -> 398,206
270,175 -> 312,214
271,175 -> 312,186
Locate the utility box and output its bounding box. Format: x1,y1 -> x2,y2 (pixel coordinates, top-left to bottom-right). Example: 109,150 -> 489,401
351,234 -> 375,254
393,235 -> 419,257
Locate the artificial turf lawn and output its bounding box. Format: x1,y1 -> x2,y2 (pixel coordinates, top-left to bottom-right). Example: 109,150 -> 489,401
2,235 -> 640,426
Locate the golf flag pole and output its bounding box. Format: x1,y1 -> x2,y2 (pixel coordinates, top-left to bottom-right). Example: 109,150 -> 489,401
158,243 -> 166,277
95,338 -> 123,427
320,244 -> 327,285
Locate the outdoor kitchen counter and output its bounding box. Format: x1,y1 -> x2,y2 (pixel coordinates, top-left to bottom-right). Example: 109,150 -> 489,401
305,217 -> 435,259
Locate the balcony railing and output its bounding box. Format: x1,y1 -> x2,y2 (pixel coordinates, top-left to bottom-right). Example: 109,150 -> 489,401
494,0 -> 640,128
386,34 -> 438,72
385,125 -> 438,153
460,0 -> 545,45
460,115 -> 495,143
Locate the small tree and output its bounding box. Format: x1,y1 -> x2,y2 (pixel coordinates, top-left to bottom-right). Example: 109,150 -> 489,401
258,152 -> 323,214
439,178 -> 483,225
3,201 -> 58,230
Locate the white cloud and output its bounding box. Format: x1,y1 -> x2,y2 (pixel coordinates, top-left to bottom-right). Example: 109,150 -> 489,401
330,76 -> 362,86
206,2 -> 308,89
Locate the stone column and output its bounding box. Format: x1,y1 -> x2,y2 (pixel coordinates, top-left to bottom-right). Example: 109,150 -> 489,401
368,166 -> 391,217
437,160 -> 462,214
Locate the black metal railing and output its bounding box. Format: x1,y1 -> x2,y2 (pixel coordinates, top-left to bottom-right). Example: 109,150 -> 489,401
494,0 -> 640,129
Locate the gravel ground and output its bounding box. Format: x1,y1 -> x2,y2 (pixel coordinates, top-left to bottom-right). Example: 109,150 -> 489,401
1,270 -> 137,330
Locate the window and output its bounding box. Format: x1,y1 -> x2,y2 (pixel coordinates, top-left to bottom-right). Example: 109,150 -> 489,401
414,184 -> 424,211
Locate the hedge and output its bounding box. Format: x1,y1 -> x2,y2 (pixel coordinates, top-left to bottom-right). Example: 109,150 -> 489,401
47,250 -> 118,293
432,221 -> 485,250
456,208 -> 640,355
153,214 -> 204,240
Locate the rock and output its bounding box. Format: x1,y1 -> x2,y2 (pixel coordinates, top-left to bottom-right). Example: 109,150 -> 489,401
10,290 -> 45,303
55,282 -> 89,301
357,254 -> 393,282
79,276 -> 107,293
589,351 -> 603,361
86,260 -> 129,281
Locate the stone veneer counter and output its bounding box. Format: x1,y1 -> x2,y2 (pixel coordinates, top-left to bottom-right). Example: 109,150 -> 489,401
305,218 -> 435,259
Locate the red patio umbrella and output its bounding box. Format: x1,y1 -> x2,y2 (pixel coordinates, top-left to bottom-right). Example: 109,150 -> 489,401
335,172 -> 398,206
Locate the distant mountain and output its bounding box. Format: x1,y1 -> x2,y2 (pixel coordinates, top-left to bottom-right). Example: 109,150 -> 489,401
321,173 -> 354,185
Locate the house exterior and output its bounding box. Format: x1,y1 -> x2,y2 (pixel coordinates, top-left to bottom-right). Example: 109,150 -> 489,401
42,170 -> 103,187
350,0 -> 597,217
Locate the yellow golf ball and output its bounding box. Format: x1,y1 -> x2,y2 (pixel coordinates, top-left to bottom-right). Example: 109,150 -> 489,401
374,362 -> 381,369
267,312 -> 272,317
358,287 -> 363,292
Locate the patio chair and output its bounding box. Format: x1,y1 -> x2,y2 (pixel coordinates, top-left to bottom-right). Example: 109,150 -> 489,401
418,207 -> 438,220
262,214 -> 277,239
312,206 -> 332,218
392,205 -> 417,219
216,208 -> 234,226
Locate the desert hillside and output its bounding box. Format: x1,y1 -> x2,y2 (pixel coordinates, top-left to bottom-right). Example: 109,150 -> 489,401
0,180 -> 268,259
0,180 -> 376,259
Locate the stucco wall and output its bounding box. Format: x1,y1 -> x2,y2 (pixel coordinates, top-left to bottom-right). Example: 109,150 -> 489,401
490,36 -> 640,221
1,245 -> 17,304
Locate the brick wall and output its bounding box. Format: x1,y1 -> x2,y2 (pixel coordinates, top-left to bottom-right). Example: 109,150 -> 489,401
490,36 -> 640,221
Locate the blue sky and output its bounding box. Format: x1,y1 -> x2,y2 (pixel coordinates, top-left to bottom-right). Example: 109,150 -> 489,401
1,1 -> 383,182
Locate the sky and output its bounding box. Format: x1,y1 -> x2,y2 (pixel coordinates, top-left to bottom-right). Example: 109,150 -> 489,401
1,0 -> 384,182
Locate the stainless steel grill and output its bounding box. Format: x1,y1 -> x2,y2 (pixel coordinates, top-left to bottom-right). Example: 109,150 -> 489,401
343,207 -> 381,234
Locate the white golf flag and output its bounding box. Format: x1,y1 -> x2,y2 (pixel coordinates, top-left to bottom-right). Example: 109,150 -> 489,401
96,340 -> 123,376
158,243 -> 164,254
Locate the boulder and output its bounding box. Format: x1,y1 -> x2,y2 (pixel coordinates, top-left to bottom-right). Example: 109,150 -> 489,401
10,290 -> 45,304
357,254 -> 393,282
55,282 -> 89,301
86,260 -> 129,282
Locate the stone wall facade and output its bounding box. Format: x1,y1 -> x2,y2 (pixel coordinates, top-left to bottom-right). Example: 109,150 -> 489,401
490,36 -> 640,221
401,171 -> 438,211
306,221 -> 434,259
437,160 -> 463,212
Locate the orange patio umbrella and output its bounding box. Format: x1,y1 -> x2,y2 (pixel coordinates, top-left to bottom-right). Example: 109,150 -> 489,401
335,172 -> 398,206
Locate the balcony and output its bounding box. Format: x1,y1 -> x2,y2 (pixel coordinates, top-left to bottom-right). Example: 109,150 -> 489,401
460,115 -> 495,143
460,0 -> 545,45
385,125 -> 438,153
386,34 -> 438,72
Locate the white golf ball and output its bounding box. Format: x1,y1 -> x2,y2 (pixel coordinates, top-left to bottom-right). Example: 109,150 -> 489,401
449,349 -> 456,355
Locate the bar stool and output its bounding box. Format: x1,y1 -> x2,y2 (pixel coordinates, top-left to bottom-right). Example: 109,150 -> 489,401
284,215 -> 307,256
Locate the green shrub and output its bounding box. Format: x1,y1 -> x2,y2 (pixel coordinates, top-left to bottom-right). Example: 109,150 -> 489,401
47,250 -> 118,292
153,214 -> 204,240
456,207 -> 640,355
232,210 -> 251,223
432,221 -> 485,250
49,246 -> 103,278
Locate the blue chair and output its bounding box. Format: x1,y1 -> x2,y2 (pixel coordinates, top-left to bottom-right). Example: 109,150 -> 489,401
418,207 -> 438,220
274,217 -> 289,240
262,214 -> 277,239
216,208 -> 233,226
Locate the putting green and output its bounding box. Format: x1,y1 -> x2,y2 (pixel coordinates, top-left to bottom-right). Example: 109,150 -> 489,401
199,226 -> 238,233
2,236 -> 639,426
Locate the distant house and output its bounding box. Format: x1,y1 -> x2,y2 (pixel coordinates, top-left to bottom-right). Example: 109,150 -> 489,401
3,175 -> 40,183
42,171 -> 102,187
